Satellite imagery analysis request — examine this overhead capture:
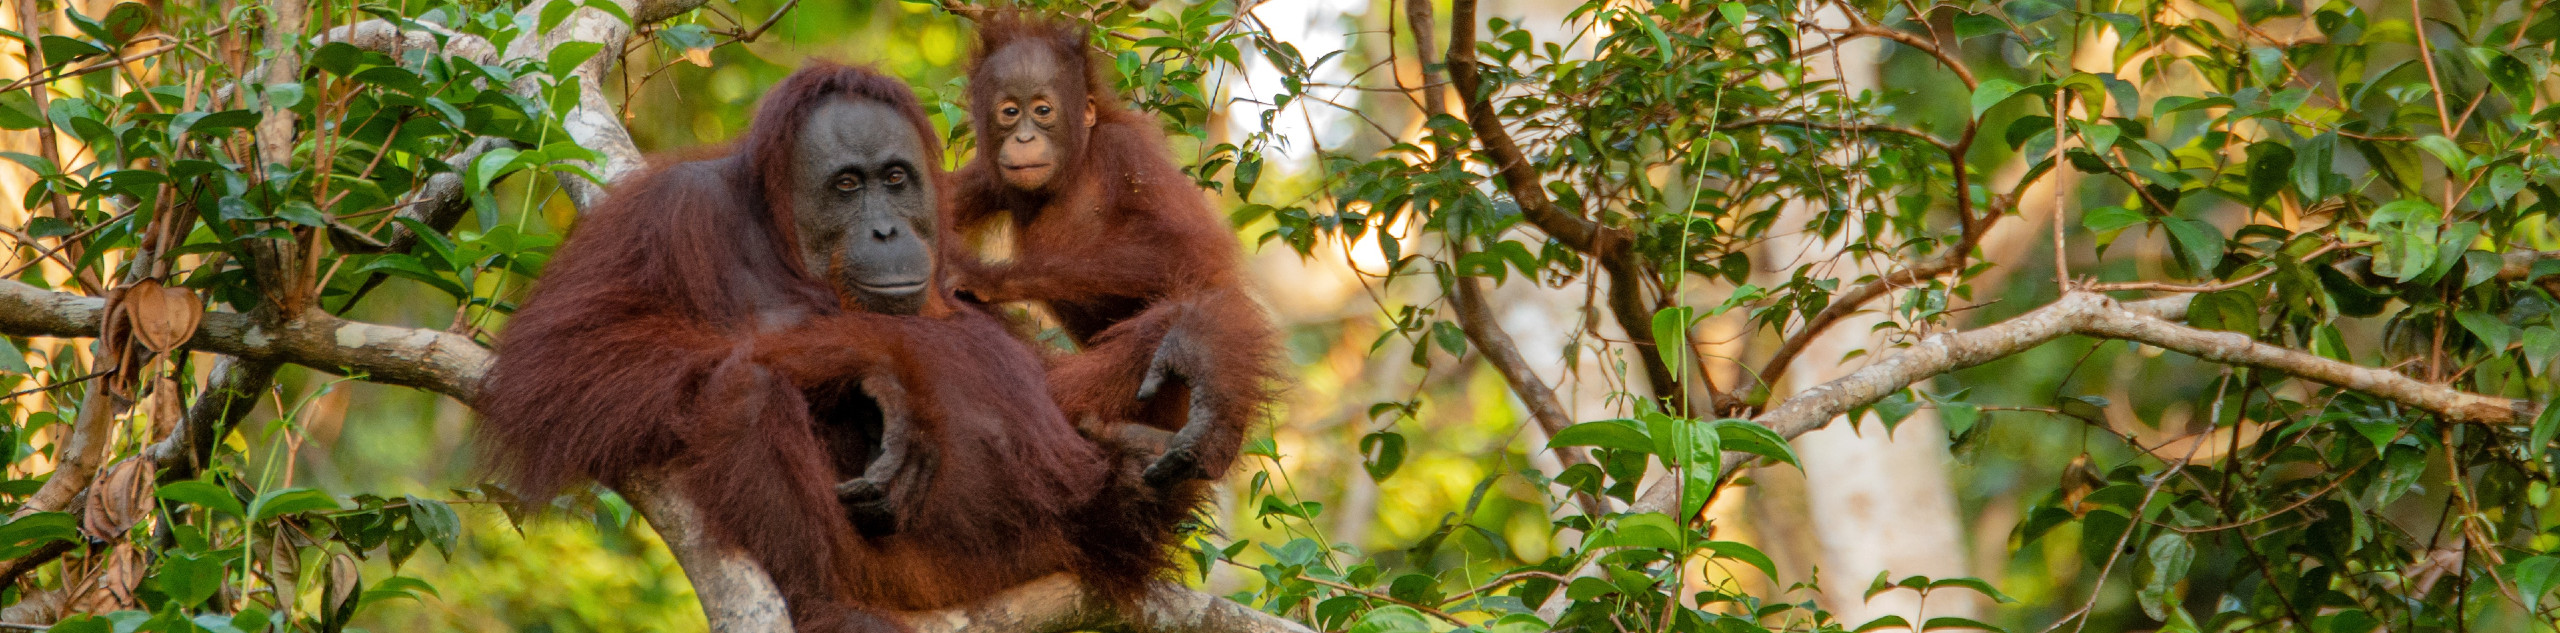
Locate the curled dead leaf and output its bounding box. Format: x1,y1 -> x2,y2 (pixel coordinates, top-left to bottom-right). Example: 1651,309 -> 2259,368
66,543 -> 143,614
2060,452 -> 2102,517
149,376 -> 184,442
682,47 -> 711,67
81,457 -> 155,542
95,286 -> 141,398
323,552 -> 362,623
124,279 -> 203,354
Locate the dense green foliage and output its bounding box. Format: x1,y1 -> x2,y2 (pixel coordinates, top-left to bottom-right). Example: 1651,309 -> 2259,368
1,0 -> 2558,631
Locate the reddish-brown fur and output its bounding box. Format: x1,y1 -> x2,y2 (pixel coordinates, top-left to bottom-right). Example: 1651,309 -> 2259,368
478,62 -> 1191,632
951,14 -> 1282,484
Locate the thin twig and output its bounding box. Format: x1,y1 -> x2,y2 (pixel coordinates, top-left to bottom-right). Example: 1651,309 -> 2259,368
2085,241 -> 2368,293
0,369 -> 110,401
1831,23 -> 1976,89
1716,117 -> 1953,152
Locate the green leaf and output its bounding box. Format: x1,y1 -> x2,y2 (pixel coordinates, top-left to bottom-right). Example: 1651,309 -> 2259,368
2188,290 -> 2258,335
2414,134 -> 2468,172
404,495 -> 462,557
1923,617 -> 2008,632
1348,605 -> 1430,633
2455,310 -> 2518,351
2161,216 -> 2225,276
99,3 -> 154,44
2503,556 -> 2560,611
2079,509 -> 2130,565
1952,13 -> 2009,40
1360,431 -> 1406,481
1941,402 -> 1981,437
158,550 -> 225,606
40,35 -> 107,63
47,615 -> 110,633
2487,165 -> 2527,204
2292,132 -> 2338,199
546,40 -> 607,75
0,337 -> 29,374
2137,532 -> 2194,620
1926,577 -> 2017,603
1649,306 -> 1694,387
656,23 -> 715,51
157,480 -> 245,518
1596,512 -> 1683,550
0,512 -> 78,560
469,147 -> 524,194
263,82 -> 305,110
2531,400 -> 2560,455
2081,205 -> 2144,233
1711,418 -> 1799,468
1699,541 -> 1778,580
2154,95 -> 2234,117
1854,615 -> 1914,633
2525,326 -> 2559,375
275,200 -> 326,227
0,92 -> 42,130
1550,419 -> 1652,453
2245,143 -> 2293,205
249,488 -> 342,522
1970,78 -> 2026,120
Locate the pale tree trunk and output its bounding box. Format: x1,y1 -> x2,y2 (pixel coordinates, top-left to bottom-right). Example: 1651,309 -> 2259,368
1765,7 -> 1976,626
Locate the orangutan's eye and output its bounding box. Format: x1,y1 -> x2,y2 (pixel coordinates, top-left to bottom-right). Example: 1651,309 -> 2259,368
832,174 -> 861,192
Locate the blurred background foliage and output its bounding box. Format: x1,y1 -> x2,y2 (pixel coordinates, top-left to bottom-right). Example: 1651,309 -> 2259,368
4,0 -> 2560,631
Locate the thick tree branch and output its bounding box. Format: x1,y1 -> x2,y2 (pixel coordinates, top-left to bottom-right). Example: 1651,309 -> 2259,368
0,280 -> 490,402
625,474 -> 1312,633
1631,291 -> 2527,515
318,20 -> 499,65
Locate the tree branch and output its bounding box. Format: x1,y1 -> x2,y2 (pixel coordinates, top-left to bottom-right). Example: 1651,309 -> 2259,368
1633,291 -> 2528,514
1444,0 -> 1694,411
317,20 -> 498,66
1755,212 -> 1998,393
1830,23 -> 1977,90
0,280 -> 490,402
1450,272 -> 1608,517
1716,117 -> 1954,153
1444,0 -> 1601,252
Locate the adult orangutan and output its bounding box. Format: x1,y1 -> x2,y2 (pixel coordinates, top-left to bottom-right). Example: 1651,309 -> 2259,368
477,62 -> 1188,632
950,13 -> 1280,488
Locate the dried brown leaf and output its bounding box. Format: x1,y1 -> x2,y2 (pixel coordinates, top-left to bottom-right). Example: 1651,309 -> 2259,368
149,376 -> 184,442
66,543 -> 143,614
124,279 -> 203,354
324,552 -> 362,619
80,458 -> 155,541
94,285 -> 140,398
